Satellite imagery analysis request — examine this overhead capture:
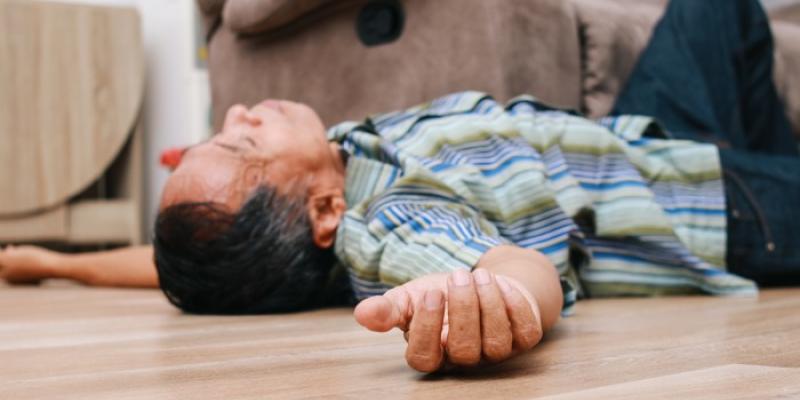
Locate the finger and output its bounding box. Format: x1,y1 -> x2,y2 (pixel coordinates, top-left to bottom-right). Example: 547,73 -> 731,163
440,308 -> 449,345
0,248 -> 7,270
496,276 -> 543,351
445,269 -> 481,366
353,287 -> 412,332
412,325 -> 447,346
473,269 -> 513,363
405,289 -> 446,373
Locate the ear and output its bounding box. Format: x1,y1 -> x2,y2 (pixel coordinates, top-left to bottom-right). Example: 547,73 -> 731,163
307,190 -> 346,249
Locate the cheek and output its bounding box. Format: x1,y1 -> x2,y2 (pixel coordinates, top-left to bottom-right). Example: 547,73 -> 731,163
237,161 -> 293,194
242,165 -> 265,189
263,164 -> 312,195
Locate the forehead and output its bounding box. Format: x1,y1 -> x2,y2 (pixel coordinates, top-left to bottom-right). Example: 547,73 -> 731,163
159,147 -> 247,211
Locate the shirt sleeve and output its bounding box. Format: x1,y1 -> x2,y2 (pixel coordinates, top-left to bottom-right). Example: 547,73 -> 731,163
335,184 -> 507,300
336,184 -> 579,315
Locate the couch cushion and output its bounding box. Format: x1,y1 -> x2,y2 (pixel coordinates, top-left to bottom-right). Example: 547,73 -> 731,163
573,0 -> 665,119
576,0 -> 800,138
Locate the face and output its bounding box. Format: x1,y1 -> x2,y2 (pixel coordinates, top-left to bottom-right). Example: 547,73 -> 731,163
160,100 -> 346,216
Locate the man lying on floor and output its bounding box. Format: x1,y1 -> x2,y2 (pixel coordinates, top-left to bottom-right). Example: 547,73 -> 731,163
1,0 -> 799,373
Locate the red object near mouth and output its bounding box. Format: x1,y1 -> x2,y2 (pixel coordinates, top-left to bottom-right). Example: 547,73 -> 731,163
160,147 -> 185,170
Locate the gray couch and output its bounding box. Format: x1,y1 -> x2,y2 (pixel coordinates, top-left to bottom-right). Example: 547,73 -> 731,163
197,0 -> 800,139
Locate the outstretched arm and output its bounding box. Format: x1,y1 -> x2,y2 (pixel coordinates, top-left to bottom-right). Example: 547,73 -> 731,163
353,245 -> 562,372
0,245 -> 158,288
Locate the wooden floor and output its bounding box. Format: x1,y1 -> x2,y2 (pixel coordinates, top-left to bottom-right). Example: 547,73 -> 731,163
1,284 -> 798,399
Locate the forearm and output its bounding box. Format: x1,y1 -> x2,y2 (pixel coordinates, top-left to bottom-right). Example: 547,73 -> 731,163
476,245 -> 562,332
55,246 -> 158,288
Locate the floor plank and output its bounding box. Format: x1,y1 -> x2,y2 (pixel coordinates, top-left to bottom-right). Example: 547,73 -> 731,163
538,364 -> 800,400
1,284 -> 798,399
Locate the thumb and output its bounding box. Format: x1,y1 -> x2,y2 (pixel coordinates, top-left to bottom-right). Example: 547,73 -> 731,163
353,288 -> 411,332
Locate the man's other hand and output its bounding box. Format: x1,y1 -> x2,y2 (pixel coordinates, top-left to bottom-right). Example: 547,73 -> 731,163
353,269 -> 543,373
0,245 -> 59,285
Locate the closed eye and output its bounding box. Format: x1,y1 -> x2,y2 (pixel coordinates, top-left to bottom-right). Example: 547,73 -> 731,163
215,142 -> 243,153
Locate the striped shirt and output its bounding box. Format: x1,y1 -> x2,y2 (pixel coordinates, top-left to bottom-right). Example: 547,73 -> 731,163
328,91 -> 756,314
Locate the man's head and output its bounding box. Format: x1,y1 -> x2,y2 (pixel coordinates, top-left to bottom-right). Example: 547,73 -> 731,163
154,100 -> 347,314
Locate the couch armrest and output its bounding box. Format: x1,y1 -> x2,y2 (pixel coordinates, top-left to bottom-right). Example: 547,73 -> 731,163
197,0 -> 224,16
196,0 -> 225,38
222,0 -> 334,34
205,0 -> 582,130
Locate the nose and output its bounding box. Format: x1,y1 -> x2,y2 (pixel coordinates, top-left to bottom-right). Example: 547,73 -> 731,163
222,104 -> 262,132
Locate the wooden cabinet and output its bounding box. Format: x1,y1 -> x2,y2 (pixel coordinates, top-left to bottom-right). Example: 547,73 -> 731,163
0,1 -> 144,245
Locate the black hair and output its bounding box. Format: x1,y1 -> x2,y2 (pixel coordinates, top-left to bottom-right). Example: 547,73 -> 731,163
153,185 -> 341,314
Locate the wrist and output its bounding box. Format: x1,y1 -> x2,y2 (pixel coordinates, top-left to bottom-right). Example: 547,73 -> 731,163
50,253 -> 90,283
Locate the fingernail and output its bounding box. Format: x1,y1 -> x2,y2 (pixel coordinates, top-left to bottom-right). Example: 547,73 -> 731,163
474,269 -> 491,285
452,269 -> 471,287
424,290 -> 443,310
496,276 -> 513,294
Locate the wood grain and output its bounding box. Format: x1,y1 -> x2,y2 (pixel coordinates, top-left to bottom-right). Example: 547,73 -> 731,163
0,198 -> 139,244
0,0 -> 143,216
537,364 -> 800,400
0,285 -> 797,399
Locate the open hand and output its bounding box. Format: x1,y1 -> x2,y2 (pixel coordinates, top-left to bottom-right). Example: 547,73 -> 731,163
353,269 -> 543,373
